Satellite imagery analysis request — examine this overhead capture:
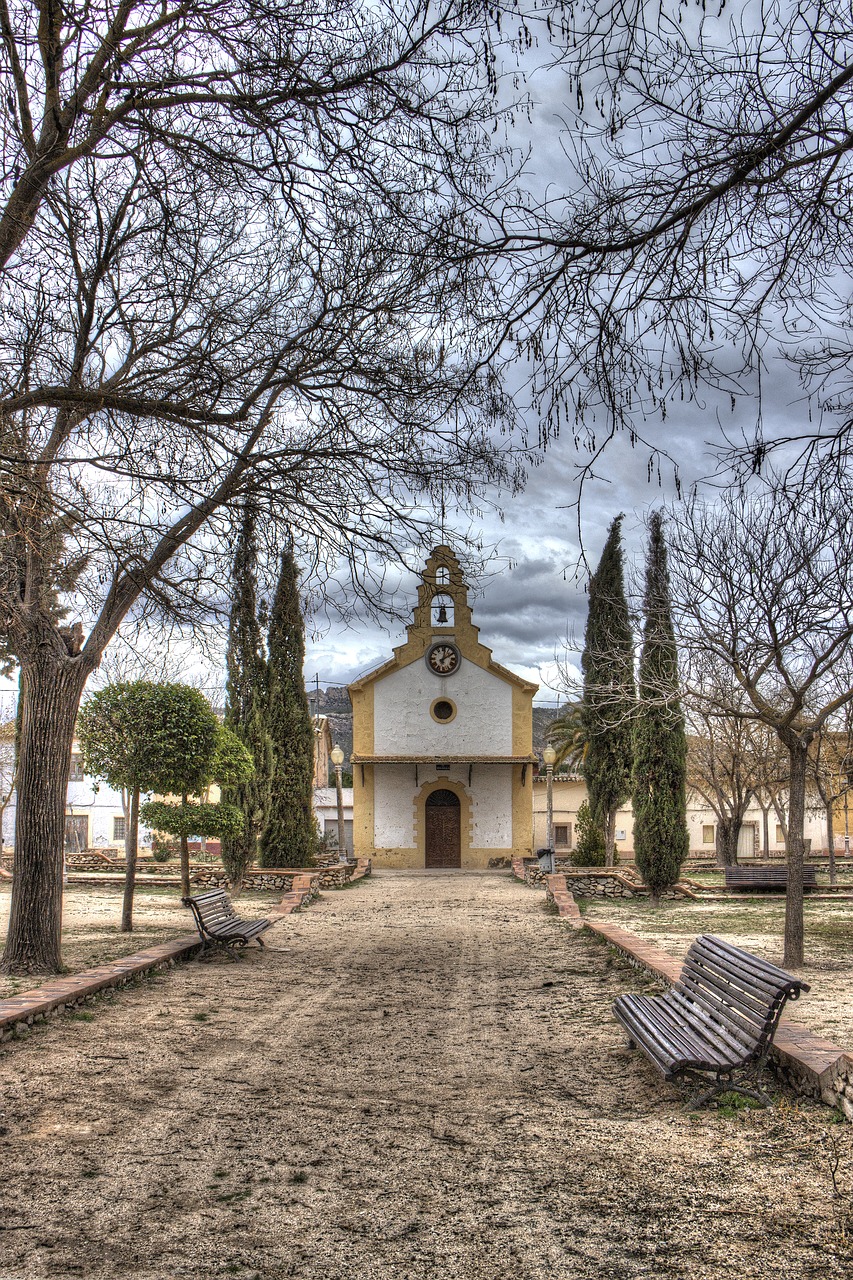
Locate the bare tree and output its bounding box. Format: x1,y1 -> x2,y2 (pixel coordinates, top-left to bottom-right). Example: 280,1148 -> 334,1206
0,1 -> 522,973
685,696 -> 757,869
483,2 -> 853,479
668,471 -> 853,966
808,711 -> 853,885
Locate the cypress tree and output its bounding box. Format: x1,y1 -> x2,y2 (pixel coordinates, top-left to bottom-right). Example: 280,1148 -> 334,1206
633,511 -> 689,904
581,515 -> 636,865
221,507 -> 274,887
259,546 -> 317,867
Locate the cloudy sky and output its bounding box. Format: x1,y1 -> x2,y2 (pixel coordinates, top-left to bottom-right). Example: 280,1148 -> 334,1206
303,24 -> 837,706
302,361 -> 810,704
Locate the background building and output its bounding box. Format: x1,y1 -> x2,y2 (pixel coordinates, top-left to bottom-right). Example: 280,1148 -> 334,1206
349,547 -> 537,868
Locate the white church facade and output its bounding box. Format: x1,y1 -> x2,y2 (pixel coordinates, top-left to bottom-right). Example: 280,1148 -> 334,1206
349,547 -> 537,868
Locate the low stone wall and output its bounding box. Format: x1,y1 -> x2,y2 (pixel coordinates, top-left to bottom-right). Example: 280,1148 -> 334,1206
2,854 -> 367,893
515,859 -> 686,899
189,864 -> 354,891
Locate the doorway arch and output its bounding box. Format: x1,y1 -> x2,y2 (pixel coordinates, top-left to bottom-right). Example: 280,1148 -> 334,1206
424,789 -> 461,868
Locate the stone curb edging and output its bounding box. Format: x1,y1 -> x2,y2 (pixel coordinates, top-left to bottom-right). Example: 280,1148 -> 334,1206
511,857 -> 697,900
527,870 -> 853,1119
0,864 -> 370,1046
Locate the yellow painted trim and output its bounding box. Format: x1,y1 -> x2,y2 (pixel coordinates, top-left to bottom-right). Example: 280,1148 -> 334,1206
511,683 -> 533,757
352,762 -> 375,860
512,763 -> 534,857
429,697 -> 457,725
350,683 -> 374,758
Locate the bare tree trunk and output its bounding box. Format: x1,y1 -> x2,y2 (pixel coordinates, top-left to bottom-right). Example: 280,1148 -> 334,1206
180,794 -> 190,898
715,817 -> 741,868
784,742 -> 808,968
121,788 -> 140,933
121,787 -> 131,863
1,653 -> 89,974
605,806 -> 617,867
826,800 -> 836,887
762,805 -> 770,858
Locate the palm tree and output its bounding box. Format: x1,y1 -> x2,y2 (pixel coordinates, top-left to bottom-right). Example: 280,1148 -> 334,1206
548,703 -> 588,773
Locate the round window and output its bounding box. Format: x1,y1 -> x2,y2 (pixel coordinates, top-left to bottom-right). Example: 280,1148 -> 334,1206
430,698 -> 457,723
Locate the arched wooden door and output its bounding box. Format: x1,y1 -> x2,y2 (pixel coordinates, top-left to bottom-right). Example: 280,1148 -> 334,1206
425,789 -> 461,868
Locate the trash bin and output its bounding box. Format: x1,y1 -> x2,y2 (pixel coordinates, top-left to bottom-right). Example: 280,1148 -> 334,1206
537,847 -> 555,874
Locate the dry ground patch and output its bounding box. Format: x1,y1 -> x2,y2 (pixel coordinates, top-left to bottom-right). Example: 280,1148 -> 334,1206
0,884 -> 283,999
0,870 -> 851,1280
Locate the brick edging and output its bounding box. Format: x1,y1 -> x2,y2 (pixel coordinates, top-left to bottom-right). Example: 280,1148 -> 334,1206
0,933 -> 203,1043
543,873 -> 584,927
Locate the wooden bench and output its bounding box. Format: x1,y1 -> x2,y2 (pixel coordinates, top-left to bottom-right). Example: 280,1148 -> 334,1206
725,865 -> 818,892
182,889 -> 274,954
613,933 -> 810,1107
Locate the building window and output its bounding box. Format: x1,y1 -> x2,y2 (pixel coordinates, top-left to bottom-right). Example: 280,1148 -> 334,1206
430,698 -> 457,724
554,823 -> 571,848
113,816 -> 126,841
615,829 -> 626,842
776,824 -> 785,844
702,825 -> 715,844
69,755 -> 85,782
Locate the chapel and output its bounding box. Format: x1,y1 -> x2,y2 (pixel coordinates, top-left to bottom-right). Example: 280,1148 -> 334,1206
348,547 -> 537,868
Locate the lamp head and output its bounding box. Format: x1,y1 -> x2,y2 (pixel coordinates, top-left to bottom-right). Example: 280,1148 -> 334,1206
330,744 -> 345,767
542,745 -> 557,767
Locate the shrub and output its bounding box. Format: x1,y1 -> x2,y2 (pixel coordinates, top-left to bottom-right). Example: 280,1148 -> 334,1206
150,837 -> 177,864
571,801 -> 607,866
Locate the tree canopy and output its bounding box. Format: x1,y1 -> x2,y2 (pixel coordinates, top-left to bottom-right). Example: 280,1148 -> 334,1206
259,548 -> 317,867
78,682 -> 220,797
580,515 -> 635,865
633,513 -> 689,903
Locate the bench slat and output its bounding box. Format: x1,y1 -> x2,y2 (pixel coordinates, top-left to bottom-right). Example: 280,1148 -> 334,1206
689,933 -> 805,991
182,890 -> 273,950
613,933 -> 809,1099
678,964 -> 778,1028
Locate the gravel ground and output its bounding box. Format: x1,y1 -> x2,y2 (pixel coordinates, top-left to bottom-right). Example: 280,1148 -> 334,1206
580,895 -> 853,1044
1,869 -> 852,1280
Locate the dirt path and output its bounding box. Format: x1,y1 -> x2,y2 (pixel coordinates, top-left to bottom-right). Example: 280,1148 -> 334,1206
1,871 -> 851,1280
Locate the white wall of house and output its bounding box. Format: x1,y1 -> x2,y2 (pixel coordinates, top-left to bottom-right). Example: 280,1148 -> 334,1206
314,786 -> 354,852
371,762 -> 513,849
2,744 -> 147,850
372,660 -> 513,756
373,766 -> 417,848
532,776 -> 830,856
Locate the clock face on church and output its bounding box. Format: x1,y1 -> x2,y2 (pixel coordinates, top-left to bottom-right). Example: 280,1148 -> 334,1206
426,641 -> 461,676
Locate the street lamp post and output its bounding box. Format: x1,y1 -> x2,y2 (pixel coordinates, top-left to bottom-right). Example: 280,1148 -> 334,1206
330,744 -> 348,862
542,745 -> 557,874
